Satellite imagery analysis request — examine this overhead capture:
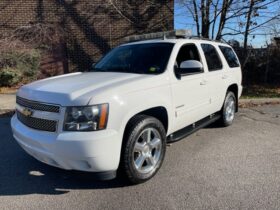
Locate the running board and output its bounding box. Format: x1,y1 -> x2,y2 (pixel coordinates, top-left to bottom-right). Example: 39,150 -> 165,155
167,113 -> 221,143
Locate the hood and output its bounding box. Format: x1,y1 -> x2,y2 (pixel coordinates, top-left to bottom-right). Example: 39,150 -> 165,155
17,72 -> 146,106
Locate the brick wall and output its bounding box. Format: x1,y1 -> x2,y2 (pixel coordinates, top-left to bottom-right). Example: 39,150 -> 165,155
0,0 -> 174,71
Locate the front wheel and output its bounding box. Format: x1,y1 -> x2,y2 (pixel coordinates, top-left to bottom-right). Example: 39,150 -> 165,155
120,115 -> 166,184
220,91 -> 236,127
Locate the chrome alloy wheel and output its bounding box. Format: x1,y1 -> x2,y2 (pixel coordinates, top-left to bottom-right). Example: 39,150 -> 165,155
225,96 -> 235,122
133,128 -> 162,174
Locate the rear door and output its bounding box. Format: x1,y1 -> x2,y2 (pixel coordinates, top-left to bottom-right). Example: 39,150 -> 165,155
199,43 -> 228,114
218,45 -> 242,96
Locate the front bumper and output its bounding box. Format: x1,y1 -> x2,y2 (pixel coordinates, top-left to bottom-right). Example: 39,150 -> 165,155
11,115 -> 122,175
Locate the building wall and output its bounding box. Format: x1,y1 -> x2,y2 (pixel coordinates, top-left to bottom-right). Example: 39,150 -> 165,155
0,0 -> 174,71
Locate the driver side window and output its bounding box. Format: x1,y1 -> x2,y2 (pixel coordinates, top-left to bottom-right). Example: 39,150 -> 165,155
175,44 -> 202,74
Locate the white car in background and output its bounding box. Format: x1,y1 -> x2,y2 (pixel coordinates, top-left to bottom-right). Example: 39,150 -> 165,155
11,30 -> 242,184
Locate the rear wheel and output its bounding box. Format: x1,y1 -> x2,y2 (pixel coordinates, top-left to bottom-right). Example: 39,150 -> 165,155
220,91 -> 236,127
120,115 -> 166,184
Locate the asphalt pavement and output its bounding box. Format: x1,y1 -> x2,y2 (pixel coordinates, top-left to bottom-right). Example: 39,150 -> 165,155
0,105 -> 280,210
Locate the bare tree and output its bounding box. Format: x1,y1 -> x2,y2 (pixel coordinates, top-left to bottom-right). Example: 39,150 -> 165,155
177,0 -> 239,38
215,0 -> 233,40
107,0 -> 173,32
176,0 -> 280,43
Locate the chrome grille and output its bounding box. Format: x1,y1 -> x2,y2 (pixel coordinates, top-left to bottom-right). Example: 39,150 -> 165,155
17,111 -> 57,132
16,96 -> 60,113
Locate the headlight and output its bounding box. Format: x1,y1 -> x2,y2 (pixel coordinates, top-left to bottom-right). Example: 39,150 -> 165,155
64,104 -> 109,131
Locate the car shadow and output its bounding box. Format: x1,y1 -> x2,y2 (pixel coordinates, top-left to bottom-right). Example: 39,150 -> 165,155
205,121 -> 222,129
0,118 -> 129,196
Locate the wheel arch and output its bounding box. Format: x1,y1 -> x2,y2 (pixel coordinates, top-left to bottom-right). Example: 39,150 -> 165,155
226,83 -> 239,112
124,106 -> 169,135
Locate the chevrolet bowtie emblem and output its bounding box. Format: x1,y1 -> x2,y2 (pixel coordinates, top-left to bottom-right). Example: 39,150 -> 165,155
22,108 -> 33,117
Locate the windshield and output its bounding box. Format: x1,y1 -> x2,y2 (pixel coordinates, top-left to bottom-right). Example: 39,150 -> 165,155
92,43 -> 174,74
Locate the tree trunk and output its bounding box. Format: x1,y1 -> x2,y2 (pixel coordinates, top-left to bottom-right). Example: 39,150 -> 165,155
264,44 -> 270,83
201,0 -> 206,37
244,0 -> 255,50
216,0 -> 233,40
193,0 -> 200,36
201,0 -> 211,38
204,0 -> 211,38
211,0 -> 219,39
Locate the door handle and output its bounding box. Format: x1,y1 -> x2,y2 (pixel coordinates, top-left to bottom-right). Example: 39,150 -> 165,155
200,80 -> 207,85
222,75 -> 228,79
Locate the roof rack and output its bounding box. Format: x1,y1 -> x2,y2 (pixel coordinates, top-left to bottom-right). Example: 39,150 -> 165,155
187,36 -> 227,43
123,29 -> 227,44
123,29 -> 192,43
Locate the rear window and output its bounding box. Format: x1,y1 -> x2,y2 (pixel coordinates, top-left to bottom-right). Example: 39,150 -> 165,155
201,44 -> 223,71
219,46 -> 240,68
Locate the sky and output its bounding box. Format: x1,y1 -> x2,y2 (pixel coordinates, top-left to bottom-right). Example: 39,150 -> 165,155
174,1 -> 280,48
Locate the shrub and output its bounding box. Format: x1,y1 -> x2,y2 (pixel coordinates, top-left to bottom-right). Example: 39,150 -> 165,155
0,67 -> 22,87
0,48 -> 41,87
16,50 -> 41,78
0,23 -> 67,87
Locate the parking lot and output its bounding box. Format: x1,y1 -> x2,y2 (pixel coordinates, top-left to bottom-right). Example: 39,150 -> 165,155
0,105 -> 280,210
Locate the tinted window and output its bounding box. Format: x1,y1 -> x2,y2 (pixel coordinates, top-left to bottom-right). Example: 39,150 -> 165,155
175,44 -> 202,75
201,44 -> 222,71
92,43 -> 174,74
219,46 -> 240,68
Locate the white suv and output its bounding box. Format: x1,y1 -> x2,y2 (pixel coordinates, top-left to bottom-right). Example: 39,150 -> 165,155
11,30 -> 242,184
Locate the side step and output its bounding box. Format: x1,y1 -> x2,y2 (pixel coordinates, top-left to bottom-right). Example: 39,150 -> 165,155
167,113 -> 221,143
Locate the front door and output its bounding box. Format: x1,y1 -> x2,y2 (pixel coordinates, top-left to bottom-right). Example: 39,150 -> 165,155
171,44 -> 211,130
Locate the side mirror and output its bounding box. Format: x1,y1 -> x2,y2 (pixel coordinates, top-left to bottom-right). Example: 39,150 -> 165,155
175,60 -> 203,78
89,62 -> 96,72
179,60 -> 203,74
180,60 -> 203,73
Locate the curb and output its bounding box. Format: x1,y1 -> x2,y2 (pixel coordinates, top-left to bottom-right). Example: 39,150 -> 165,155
0,109 -> 15,118
239,98 -> 280,108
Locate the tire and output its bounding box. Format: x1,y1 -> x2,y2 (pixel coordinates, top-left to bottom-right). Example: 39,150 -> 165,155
120,115 -> 166,184
220,91 -> 236,127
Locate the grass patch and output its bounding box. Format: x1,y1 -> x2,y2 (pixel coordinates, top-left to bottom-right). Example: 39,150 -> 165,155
241,85 -> 280,99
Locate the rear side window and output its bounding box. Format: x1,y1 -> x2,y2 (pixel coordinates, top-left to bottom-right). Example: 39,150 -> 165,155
201,44 -> 222,71
219,46 -> 240,68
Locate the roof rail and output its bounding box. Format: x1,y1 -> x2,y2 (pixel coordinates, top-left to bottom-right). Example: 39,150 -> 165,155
187,36 -> 227,43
